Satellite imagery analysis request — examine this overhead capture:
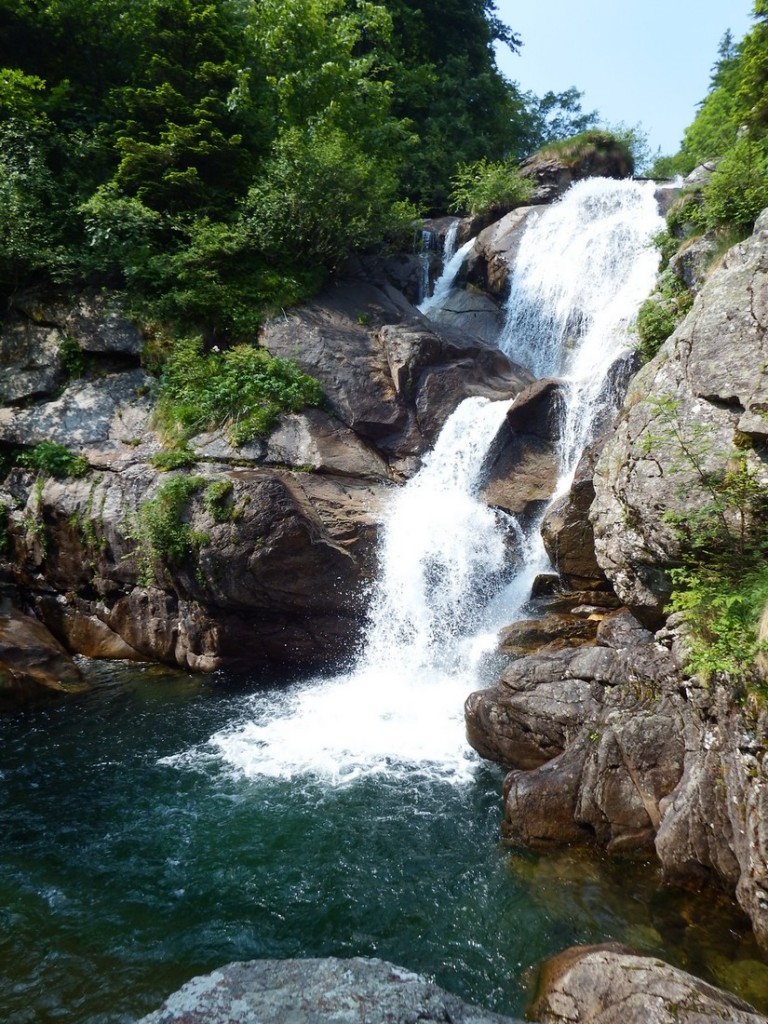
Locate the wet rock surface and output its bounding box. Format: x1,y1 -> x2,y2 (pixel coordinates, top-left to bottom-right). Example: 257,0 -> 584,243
0,601 -> 89,710
481,378 -> 565,521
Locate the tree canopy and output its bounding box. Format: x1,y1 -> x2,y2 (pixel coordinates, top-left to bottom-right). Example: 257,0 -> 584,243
651,1 -> 768,237
0,0 -> 600,337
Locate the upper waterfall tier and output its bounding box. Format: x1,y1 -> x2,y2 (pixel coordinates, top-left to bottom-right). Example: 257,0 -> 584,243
499,177 -> 664,382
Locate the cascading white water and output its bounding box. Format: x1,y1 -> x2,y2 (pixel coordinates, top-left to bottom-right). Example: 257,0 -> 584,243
169,177 -> 663,787
499,177 -> 664,490
361,396 -> 513,672
417,228 -> 434,305
171,397 -> 520,785
418,233 -> 475,316
442,218 -> 460,264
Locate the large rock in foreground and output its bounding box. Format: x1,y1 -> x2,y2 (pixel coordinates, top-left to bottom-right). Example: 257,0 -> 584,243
531,944 -> 768,1024
466,608 -> 768,949
137,958 -> 524,1024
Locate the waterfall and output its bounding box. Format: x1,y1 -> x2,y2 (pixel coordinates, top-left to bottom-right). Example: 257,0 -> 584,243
416,228 -> 434,306
169,178 -> 662,787
498,177 -> 664,489
361,396 -> 514,673
418,225 -> 474,316
184,397 -> 520,785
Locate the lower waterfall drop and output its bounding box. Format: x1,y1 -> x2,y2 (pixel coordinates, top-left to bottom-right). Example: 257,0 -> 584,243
189,396 -> 519,785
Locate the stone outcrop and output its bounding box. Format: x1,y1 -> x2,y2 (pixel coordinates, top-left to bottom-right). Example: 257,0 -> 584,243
540,440 -> 609,590
482,378 -> 565,522
0,601 -> 89,710
0,263 -> 533,700
467,596 -> 768,946
260,280 -> 530,471
137,958 -> 524,1024
423,286 -> 504,345
471,574 -> 768,956
531,944 -> 768,1024
519,137 -> 634,205
462,207 -> 542,300
466,610 -> 685,853
591,209 -> 768,623
138,952 -> 768,1024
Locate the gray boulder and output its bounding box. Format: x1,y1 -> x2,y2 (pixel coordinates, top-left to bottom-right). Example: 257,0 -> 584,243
13,290 -> 143,355
0,369 -> 157,468
481,378 -> 564,521
137,958 -> 524,1024
463,207 -> 542,300
0,314 -> 65,403
261,280 -> 530,470
531,944 -> 768,1024
540,439 -> 608,589
424,286 -> 504,344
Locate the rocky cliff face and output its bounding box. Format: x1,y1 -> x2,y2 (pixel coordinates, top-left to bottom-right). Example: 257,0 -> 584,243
591,209 -> 768,622
0,274 -> 531,700
466,210 -> 768,951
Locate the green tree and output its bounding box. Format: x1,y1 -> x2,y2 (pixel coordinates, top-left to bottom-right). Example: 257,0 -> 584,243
382,0 -> 523,210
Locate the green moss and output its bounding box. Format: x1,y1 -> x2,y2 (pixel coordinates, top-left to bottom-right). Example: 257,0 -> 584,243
129,474 -> 207,586
149,445 -> 199,471
636,270 -> 694,363
203,480 -> 235,523
19,441 -> 89,479
154,337 -> 324,447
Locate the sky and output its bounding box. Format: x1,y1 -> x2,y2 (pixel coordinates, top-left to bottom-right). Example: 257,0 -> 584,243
493,0 -> 755,158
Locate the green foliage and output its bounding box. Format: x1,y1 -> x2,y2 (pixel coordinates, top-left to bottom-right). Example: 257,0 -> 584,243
602,122 -> 653,175
449,157 -> 533,215
660,7 -> 768,238
155,337 -> 324,446
244,123 -> 414,270
58,335 -> 85,377
383,0 -> 525,210
19,441 -> 89,479
636,268 -> 693,362
0,118 -> 76,289
521,87 -> 599,151
149,445 -> 198,471
203,479 -> 235,523
0,0 -> 610,331
533,130 -> 635,176
648,152 -> 692,180
702,135 -> 768,234
130,473 -> 206,585
666,189 -> 708,238
645,397 -> 768,688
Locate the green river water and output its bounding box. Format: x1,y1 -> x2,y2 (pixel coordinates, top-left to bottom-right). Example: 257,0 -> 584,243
2,660 -> 768,1024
